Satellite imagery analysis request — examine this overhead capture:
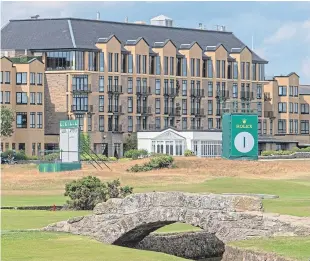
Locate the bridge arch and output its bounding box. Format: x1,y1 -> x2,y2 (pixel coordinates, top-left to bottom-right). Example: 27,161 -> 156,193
44,192 -> 310,245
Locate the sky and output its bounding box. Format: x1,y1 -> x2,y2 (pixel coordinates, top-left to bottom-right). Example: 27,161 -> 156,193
1,1 -> 310,84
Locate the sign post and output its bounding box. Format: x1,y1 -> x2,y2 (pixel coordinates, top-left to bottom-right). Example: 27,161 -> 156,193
222,113 -> 258,160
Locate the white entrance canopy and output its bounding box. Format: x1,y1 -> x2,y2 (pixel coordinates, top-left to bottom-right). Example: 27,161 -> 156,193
137,128 -> 222,157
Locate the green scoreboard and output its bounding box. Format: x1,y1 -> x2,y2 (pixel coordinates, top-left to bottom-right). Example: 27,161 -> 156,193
222,113 -> 258,160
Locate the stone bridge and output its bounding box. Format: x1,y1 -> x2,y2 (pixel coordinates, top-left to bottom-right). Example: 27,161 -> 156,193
44,192 -> 310,246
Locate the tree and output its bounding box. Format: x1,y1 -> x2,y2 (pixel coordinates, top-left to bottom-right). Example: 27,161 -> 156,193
1,106 -> 15,137
79,133 -> 91,154
123,133 -> 137,152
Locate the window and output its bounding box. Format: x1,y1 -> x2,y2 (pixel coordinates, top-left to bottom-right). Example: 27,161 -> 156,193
289,119 -> 294,134
301,103 -> 309,114
252,64 -> 257,80
182,58 -> 187,76
30,112 -> 36,128
88,52 -> 97,71
232,83 -> 238,98
164,56 -> 168,75
263,119 -> 267,134
99,52 -> 104,72
142,55 -> 147,74
208,82 -> 213,97
270,120 -> 273,135
216,118 -> 221,129
46,51 -> 84,70
294,103 -> 298,113
233,62 -> 238,79
30,92 -> 35,105
289,86 -> 294,96
182,99 -> 187,115
16,112 -> 27,128
257,84 -> 262,99
170,57 -> 174,75
227,62 -> 232,79
156,56 -> 161,75
37,112 -> 43,128
208,100 -> 213,115
278,102 -> 287,113
0,71 -> 2,83
190,58 -> 195,77
99,115 -> 104,132
128,54 -> 133,73
289,102 -> 293,113
128,97 -> 133,113
241,62 -> 245,79
30,73 -> 35,85
246,62 -> 250,80
99,76 -> 104,92
155,79 -> 161,95
108,53 -> 113,72
278,119 -> 286,134
155,98 -> 161,114
36,73 -> 43,85
196,59 -> 200,77
121,54 -> 127,73
216,60 -> 220,78
136,54 -> 141,74
221,60 -> 225,78
0,91 -> 3,104
257,102 -> 262,117
4,71 -> 10,84
16,72 -> 27,84
99,96 -> 104,112
155,117 -> 161,130
294,120 -> 299,134
125,116 -> 132,132
294,86 -> 298,97
114,53 -> 119,72
301,120 -> 309,134
182,117 -> 187,130
4,91 -> 10,104
258,64 -> 265,81
128,77 -> 133,94
72,94 -> 88,111
182,80 -> 187,96
16,92 -> 28,104
207,60 -> 213,78
258,120 -> 261,134
278,86 -> 287,96
208,118 -> 213,129
37,92 -> 42,105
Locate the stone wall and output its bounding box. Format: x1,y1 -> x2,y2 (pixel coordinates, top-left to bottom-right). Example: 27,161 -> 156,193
43,192 -> 310,246
133,231 -> 224,260
222,245 -> 294,261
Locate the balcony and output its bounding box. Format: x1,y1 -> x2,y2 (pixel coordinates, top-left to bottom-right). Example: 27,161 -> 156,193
240,91 -> 254,100
107,124 -> 123,133
71,84 -> 91,93
136,86 -> 152,96
264,111 -> 275,119
190,89 -> 205,97
113,105 -> 124,115
191,109 -> 206,117
163,88 -> 179,97
71,105 -> 88,112
137,106 -> 152,115
264,92 -> 272,101
216,90 -> 230,100
189,125 -> 204,130
107,85 -> 123,94
168,107 -> 181,117
138,124 -> 161,131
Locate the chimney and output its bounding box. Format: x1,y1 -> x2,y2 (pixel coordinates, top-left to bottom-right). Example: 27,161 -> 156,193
96,12 -> 100,20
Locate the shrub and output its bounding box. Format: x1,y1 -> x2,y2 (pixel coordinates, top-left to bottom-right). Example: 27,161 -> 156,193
64,176 -> 133,210
42,152 -> 59,161
127,155 -> 174,172
124,149 -> 148,159
261,150 -> 274,156
15,151 -> 27,160
80,154 -> 108,161
184,149 -> 195,157
108,157 -> 117,161
123,133 -> 137,152
26,155 -> 38,160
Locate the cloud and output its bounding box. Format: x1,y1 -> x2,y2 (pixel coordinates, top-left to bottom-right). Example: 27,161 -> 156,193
264,24 -> 297,44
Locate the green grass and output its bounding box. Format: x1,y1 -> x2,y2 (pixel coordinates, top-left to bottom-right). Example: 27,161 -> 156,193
231,237 -> 310,261
2,195 -> 67,207
1,231 -> 188,261
1,210 -> 91,230
156,223 -> 201,233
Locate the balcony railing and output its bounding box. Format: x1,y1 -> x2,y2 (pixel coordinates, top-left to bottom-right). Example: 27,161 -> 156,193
71,84 -> 91,93
163,88 -> 179,97
136,86 -> 152,96
137,124 -> 161,131
240,91 -> 254,100
113,105 -> 124,114
137,106 -> 152,115
264,92 -> 271,101
264,111 -> 275,118
216,90 -> 230,99
107,124 -> 123,133
189,125 -> 204,130
190,109 -> 206,117
168,107 -> 181,117
190,89 -> 205,97
71,105 -> 88,112
107,85 -> 123,94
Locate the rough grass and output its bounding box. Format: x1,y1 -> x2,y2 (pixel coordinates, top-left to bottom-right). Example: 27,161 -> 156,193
230,237 -> 310,261
1,231 -> 188,261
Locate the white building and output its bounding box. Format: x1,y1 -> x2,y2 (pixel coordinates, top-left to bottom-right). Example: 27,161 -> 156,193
137,128 -> 222,157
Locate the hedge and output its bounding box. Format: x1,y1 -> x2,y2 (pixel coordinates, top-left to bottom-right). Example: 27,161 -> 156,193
124,149 -> 148,159
127,155 -> 174,172
261,147 -> 310,156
